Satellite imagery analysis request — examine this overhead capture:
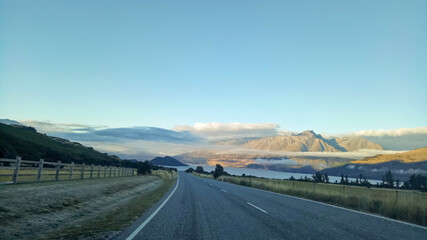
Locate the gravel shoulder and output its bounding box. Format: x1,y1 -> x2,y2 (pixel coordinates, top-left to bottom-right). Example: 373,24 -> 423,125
0,174 -> 173,239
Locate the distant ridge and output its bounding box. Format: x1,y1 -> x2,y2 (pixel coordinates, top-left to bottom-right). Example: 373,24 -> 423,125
219,130 -> 384,152
320,148 -> 427,180
350,147 -> 427,164
0,119 -> 22,126
150,156 -> 188,166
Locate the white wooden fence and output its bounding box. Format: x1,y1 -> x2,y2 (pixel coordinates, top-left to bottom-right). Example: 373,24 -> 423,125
0,157 -> 136,184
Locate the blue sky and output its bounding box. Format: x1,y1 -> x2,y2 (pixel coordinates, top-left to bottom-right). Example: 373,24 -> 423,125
1,0 -> 426,134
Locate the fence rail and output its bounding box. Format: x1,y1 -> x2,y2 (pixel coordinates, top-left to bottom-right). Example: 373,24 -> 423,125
0,157 -> 136,184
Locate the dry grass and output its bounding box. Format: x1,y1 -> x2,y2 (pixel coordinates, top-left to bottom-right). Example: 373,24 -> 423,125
195,173 -> 427,226
0,165 -> 135,183
0,170 -> 177,239
351,147 -> 427,164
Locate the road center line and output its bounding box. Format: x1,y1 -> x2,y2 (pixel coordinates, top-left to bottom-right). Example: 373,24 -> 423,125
247,202 -> 268,213
126,175 -> 180,240
221,189 -> 228,193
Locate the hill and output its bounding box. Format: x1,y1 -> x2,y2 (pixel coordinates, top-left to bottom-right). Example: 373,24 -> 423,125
0,123 -> 123,166
0,119 -> 22,125
350,147 -> 427,164
320,148 -> 427,180
150,156 -> 188,166
320,161 -> 427,181
242,130 -> 383,152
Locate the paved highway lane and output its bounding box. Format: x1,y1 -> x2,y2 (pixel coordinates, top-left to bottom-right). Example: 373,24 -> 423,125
118,172 -> 427,240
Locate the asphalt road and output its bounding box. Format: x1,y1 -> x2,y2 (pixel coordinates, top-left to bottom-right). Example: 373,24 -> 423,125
118,172 -> 427,240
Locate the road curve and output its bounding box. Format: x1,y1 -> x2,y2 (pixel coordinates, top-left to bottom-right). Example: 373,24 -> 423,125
118,172 -> 427,240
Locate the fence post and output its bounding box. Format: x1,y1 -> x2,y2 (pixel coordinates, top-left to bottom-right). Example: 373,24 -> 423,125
292,181 -> 295,192
81,163 -> 85,179
12,156 -> 21,184
97,165 -> 101,178
70,162 -> 74,180
90,164 -> 94,179
109,166 -> 112,177
313,183 -> 316,193
104,166 -> 107,177
37,159 -> 44,183
396,190 -> 398,204
55,161 -> 61,181
343,185 -> 346,197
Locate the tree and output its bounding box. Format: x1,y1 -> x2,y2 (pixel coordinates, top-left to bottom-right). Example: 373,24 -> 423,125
185,167 -> 195,173
213,164 -> 224,179
312,172 -> 323,182
408,174 -> 427,190
137,161 -> 152,175
324,174 -> 329,183
385,170 -> 394,187
195,166 -> 204,174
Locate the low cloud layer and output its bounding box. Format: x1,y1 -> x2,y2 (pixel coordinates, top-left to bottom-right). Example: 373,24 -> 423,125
216,148 -> 403,160
351,127 -> 427,137
173,122 -> 280,139
19,120 -> 107,133
348,127 -> 427,151
9,119 -> 426,158
19,120 -> 201,144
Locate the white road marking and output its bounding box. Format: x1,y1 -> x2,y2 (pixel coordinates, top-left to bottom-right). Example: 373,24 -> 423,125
230,181 -> 427,230
126,175 -> 180,240
247,202 -> 268,213
221,189 -> 228,193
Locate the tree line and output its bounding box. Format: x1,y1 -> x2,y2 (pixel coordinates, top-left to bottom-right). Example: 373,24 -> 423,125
185,164 -> 228,179
185,164 -> 426,192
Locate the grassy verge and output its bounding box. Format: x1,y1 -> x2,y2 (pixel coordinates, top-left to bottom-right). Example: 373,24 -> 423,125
193,173 -> 427,226
0,166 -> 134,183
0,170 -> 177,239
46,170 -> 177,239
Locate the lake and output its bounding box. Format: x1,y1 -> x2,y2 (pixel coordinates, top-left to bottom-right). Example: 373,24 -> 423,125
160,165 -> 382,184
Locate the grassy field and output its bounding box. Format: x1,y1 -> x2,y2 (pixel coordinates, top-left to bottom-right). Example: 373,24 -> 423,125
194,173 -> 427,226
0,170 -> 177,239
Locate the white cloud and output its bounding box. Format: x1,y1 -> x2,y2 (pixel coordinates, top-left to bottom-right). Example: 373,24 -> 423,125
173,122 -> 280,139
351,127 -> 427,137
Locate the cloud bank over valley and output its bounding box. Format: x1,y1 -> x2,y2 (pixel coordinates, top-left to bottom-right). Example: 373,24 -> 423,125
5,119 -> 426,160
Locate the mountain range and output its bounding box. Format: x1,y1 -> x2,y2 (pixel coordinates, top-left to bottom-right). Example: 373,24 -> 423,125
217,130 -> 384,152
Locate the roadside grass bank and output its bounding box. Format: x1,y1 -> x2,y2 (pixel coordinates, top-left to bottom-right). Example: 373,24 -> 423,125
0,170 -> 177,239
193,173 -> 427,226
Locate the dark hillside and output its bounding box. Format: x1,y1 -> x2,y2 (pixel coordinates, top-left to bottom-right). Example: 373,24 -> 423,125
150,156 -> 188,166
0,123 -> 122,166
